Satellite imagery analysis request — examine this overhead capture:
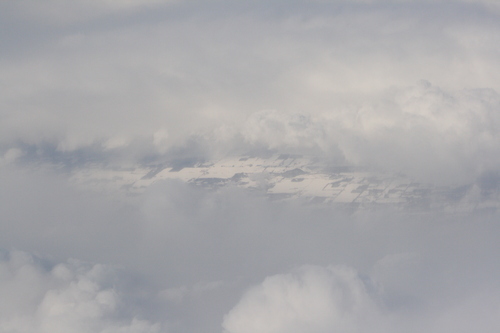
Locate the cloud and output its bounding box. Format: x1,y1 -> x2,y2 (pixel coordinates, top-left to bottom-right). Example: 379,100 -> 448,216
223,265 -> 383,333
224,261 -> 500,333
0,0 -> 175,26
1,1 -> 500,332
2,0 -> 500,166
0,148 -> 24,167
0,249 -> 161,333
1,164 -> 500,332
3,80 -> 499,185
230,82 -> 500,184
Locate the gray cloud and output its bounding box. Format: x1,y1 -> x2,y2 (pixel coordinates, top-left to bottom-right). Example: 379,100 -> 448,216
231,83 -> 500,184
223,265 -> 384,333
1,164 -> 500,332
2,0 -> 500,186
224,260 -> 500,333
2,0 -> 500,156
1,1 -> 500,332
0,249 -> 160,333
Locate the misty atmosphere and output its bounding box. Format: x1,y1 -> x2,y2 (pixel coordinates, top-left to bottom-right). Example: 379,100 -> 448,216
1,1 -> 500,332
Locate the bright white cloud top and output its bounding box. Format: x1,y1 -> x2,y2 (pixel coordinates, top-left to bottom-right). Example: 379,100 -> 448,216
1,1 -> 500,332
0,250 -> 160,333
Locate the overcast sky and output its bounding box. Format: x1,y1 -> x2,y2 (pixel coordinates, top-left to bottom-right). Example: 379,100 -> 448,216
1,1 -> 500,333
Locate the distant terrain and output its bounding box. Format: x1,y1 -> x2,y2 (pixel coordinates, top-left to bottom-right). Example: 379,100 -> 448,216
70,154 -> 499,214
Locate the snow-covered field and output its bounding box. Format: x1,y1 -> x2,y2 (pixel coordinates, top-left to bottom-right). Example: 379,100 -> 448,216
69,154 -> 498,213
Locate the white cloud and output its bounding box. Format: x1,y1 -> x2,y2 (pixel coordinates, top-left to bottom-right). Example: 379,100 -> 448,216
223,265 -> 384,333
0,250 -> 161,333
1,165 -> 500,332
1,1 -> 500,332
230,82 -> 500,184
224,261 -> 500,333
2,0 -> 500,165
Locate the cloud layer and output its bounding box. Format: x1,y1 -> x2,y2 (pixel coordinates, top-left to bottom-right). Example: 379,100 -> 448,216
1,1 -> 500,332
234,83 -> 500,184
2,0 -> 500,185
3,166 -> 500,332
223,265 -> 383,333
0,250 -> 160,333
224,262 -> 500,333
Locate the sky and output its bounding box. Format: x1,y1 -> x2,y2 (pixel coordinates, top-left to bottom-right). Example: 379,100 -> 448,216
1,1 -> 500,332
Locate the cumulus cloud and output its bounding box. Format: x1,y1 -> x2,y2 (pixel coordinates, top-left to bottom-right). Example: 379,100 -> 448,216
0,249 -> 160,333
223,265 -> 383,333
1,164 -> 500,332
1,1 -> 500,332
232,82 -> 500,184
224,262 -> 500,333
2,0 -> 500,169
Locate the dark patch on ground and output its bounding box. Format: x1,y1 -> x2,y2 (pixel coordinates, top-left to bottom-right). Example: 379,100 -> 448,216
169,157 -> 199,172
352,184 -> 369,193
142,165 -> 167,179
281,168 -> 307,178
231,173 -> 247,182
